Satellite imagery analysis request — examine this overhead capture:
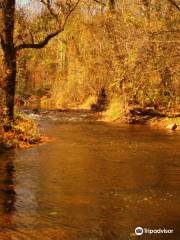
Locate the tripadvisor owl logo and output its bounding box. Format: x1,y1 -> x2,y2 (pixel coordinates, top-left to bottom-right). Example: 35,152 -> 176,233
135,227 -> 144,236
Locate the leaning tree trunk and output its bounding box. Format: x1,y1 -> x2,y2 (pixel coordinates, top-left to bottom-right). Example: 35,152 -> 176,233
0,0 -> 16,121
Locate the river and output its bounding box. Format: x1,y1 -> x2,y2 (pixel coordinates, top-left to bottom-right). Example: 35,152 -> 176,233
0,111 -> 180,240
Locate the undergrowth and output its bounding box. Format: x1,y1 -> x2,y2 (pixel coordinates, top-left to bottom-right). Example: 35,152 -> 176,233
0,112 -> 42,149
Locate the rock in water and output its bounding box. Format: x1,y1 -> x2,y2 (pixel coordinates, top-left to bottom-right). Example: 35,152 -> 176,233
166,123 -> 177,130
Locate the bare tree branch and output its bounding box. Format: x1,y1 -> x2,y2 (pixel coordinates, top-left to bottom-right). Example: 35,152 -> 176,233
16,29 -> 61,50
40,0 -> 59,22
15,0 -> 81,51
61,0 -> 81,29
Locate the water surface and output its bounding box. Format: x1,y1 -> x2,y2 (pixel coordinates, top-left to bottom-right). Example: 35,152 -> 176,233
0,111 -> 180,240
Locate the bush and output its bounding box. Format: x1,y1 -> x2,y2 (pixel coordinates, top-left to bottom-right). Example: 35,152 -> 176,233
0,112 -> 41,149
103,97 -> 126,121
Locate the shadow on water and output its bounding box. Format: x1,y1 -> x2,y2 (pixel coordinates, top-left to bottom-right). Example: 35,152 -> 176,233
0,150 -> 16,231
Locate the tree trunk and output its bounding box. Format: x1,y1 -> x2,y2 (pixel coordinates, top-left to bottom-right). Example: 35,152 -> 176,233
3,44 -> 16,121
1,0 -> 16,120
109,0 -> 115,11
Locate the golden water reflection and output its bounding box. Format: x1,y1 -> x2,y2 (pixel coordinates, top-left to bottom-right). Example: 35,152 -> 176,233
0,112 -> 180,239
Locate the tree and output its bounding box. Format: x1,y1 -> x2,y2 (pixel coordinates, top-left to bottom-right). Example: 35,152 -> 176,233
46,0 -> 179,111
0,0 -> 80,120
108,0 -> 115,11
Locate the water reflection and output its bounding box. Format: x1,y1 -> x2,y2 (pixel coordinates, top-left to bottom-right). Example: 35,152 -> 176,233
0,112 -> 180,239
0,150 -> 16,231
3,159 -> 16,213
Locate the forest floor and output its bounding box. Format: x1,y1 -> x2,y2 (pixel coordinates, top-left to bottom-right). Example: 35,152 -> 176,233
0,112 -> 42,149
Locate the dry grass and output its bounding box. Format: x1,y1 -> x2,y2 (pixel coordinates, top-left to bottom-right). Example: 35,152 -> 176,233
103,98 -> 126,122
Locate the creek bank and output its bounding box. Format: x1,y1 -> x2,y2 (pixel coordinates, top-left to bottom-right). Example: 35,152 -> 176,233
102,107 -> 180,131
0,112 -> 43,149
1,107 -> 179,149
19,94 -> 180,131
0,108 -> 99,149
24,107 -> 180,131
